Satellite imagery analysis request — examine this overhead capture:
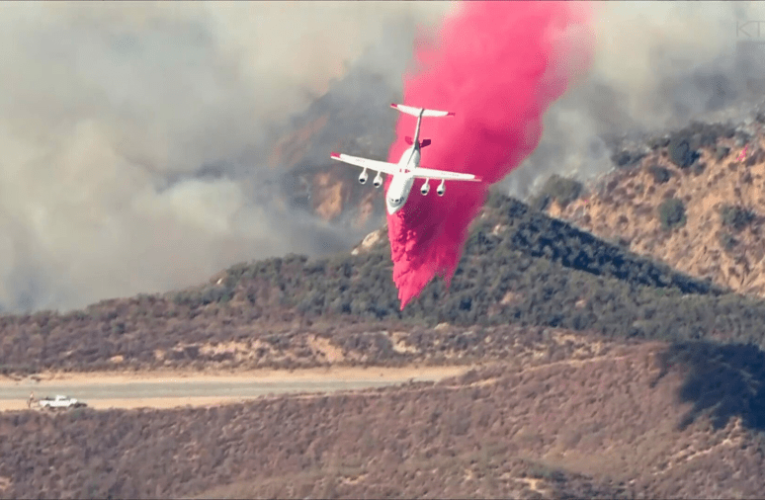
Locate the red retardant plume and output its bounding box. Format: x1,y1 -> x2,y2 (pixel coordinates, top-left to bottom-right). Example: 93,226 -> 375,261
386,1 -> 593,310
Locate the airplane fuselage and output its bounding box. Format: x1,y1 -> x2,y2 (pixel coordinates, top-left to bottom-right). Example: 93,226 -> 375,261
331,104 -> 474,216
386,145 -> 420,215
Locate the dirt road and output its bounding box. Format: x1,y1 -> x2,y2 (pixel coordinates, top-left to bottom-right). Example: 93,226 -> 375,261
0,366 -> 469,411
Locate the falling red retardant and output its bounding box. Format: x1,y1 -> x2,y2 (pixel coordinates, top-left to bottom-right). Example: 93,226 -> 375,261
386,1 -> 594,309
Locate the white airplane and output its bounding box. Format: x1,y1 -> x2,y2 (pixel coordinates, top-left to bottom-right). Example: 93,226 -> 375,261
331,103 -> 482,215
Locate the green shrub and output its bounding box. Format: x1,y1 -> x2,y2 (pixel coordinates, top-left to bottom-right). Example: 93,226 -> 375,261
648,165 -> 672,184
658,198 -> 687,230
715,146 -> 731,161
612,150 -> 645,168
667,134 -> 700,168
720,204 -> 755,231
719,232 -> 738,251
691,161 -> 706,176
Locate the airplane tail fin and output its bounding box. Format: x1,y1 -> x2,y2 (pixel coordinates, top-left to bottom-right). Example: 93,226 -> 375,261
391,103 -> 455,118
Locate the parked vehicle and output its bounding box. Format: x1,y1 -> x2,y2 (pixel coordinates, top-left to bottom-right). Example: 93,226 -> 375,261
37,395 -> 87,410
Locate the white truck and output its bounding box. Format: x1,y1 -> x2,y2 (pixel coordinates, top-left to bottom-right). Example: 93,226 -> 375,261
37,395 -> 87,410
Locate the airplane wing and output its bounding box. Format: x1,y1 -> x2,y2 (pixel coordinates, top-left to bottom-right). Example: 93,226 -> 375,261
330,152 -> 397,176
412,167 -> 482,182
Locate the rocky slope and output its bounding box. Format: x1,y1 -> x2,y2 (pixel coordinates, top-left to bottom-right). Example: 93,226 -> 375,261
546,118 -> 765,298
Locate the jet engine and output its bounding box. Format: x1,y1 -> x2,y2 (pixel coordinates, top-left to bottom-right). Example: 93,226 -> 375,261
358,169 -> 368,184
437,180 -> 445,196
420,179 -> 430,196
373,173 -> 383,188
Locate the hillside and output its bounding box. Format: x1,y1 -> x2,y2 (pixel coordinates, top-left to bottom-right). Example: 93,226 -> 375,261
544,117 -> 765,298
11,191 -> 765,376
2,337 -> 765,499
3,196 -> 765,500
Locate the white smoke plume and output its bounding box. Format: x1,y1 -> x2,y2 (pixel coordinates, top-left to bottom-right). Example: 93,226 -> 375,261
0,1 -> 454,312
509,1 -> 765,197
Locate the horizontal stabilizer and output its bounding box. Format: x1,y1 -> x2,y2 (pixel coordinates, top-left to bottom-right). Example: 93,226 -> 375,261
391,103 -> 454,118
405,136 -> 431,148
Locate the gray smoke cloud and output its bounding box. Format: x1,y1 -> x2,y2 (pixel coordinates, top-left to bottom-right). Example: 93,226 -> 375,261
5,1 -> 763,313
0,1 -> 454,313
507,1 -> 765,198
